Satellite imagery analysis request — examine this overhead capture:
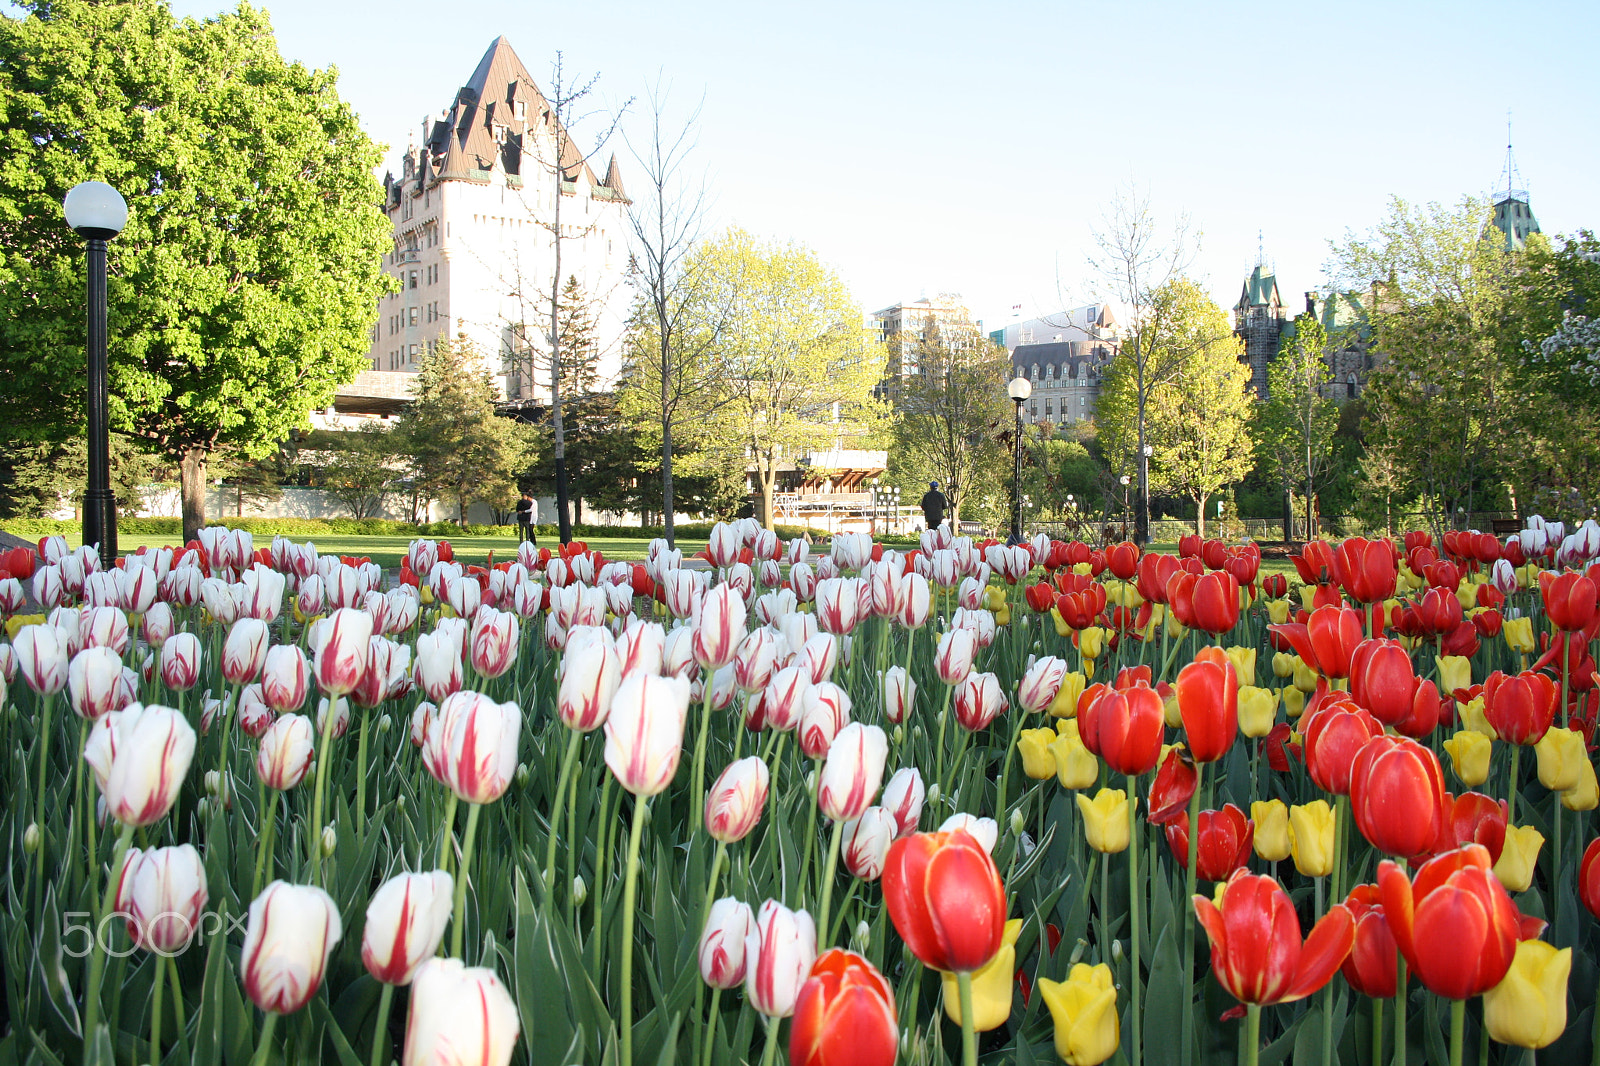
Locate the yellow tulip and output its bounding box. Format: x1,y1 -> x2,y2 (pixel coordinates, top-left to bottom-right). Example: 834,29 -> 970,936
1398,563 -> 1422,590
1139,604 -> 1166,642
986,585 -> 1007,612
1073,562 -> 1093,576
1238,686 -> 1279,739
1266,598 -> 1292,625
4,614 -> 46,637
1458,696 -> 1497,739
1051,729 -> 1100,790
1019,728 -> 1060,780
1049,671 -> 1088,718
1251,799 -> 1291,862
1484,940 -> 1570,1049
994,602 -> 1012,626
1078,627 -> 1106,660
1515,563 -> 1540,590
1534,727 -> 1585,792
1443,730 -> 1493,787
1164,611 -> 1187,641
1281,686 -> 1307,719
1493,825 -> 1543,893
1161,690 -> 1182,728
419,584 -> 435,605
1076,789 -> 1132,854
1223,646 -> 1256,687
1561,754 -> 1598,811
1455,582 -> 1479,612
1380,597 -> 1402,622
1271,652 -> 1298,679
942,919 -> 1022,1031
1435,656 -> 1472,697
1038,963 -> 1120,1066
1288,800 -> 1336,878
1502,616 -> 1536,654
1050,606 -> 1072,638
1298,584 -> 1319,612
1292,657 -> 1318,694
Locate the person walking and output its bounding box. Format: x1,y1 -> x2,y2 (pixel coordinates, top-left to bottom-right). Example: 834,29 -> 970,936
515,491 -> 538,546
919,481 -> 947,532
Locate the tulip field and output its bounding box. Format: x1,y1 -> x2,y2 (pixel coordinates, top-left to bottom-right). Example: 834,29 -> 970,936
2,519 -> 1600,1065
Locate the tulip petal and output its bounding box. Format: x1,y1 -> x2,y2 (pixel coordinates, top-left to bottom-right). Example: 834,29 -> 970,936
1281,905 -> 1355,1003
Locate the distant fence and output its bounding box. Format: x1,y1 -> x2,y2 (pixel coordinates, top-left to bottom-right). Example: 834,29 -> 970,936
1026,511 -> 1526,546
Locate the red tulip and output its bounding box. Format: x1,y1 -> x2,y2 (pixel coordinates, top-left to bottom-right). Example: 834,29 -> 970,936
1270,606 -> 1364,679
1078,683 -> 1165,776
788,949 -> 898,1066
1263,722 -> 1296,772
1392,678 -> 1443,740
1443,792 -> 1507,864
1176,647 -> 1238,762
1193,870 -> 1354,1006
1377,844 -> 1520,999
1540,570 -> 1598,631
1147,746 -> 1199,825
1472,608 -> 1502,638
1417,587 -> 1462,635
1055,588 -> 1106,630
1439,620 -> 1480,659
1333,538 -> 1398,604
1482,670 -> 1557,746
1346,638 -> 1418,726
1581,838 -> 1600,921
1224,544 -> 1261,587
1025,582 -> 1056,613
1175,571 -> 1240,636
1301,698 -> 1382,795
1106,542 -> 1140,581
1290,541 -> 1336,586
1261,574 -> 1288,599
1178,534 -> 1203,559
1422,558 -> 1461,592
881,831 -> 1006,973
1349,736 -> 1447,859
1340,885 -> 1397,998
1165,804 -> 1254,882
1137,553 -> 1180,605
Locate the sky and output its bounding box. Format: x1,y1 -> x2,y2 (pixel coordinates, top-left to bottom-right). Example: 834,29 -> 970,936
146,0 -> 1598,329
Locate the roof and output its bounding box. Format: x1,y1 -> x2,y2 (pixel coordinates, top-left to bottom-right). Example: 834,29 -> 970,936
1236,265 -> 1282,311
1011,341 -> 1114,378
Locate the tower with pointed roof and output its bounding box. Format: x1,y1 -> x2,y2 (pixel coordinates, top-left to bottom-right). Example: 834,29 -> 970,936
367,37 -> 631,400
1233,258 -> 1290,399
1489,122 -> 1540,252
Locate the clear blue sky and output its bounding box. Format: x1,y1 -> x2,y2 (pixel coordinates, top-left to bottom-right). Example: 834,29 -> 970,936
102,1 -> 1600,325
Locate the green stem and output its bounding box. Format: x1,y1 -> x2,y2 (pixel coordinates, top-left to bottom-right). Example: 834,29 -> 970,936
942,728 -> 972,801
167,955 -> 187,1039
309,694 -> 340,884
1127,773 -> 1144,1066
759,1014 -> 781,1066
82,822 -> 136,1047
1244,1003 -> 1260,1066
817,819 -> 844,946
1395,955 -> 1408,1066
1183,762 -> 1203,1066
691,682 -> 715,833
1507,744 -> 1520,825
436,793 -> 459,873
355,710 -> 370,840
620,794 -> 650,1066
589,774 -> 614,978
699,841 -> 728,937
957,970 -> 978,1066
995,711 -> 1027,817
449,801 -> 483,959
545,727 -> 584,888
369,982 -> 395,1066
250,1013 -> 278,1066
798,759 -> 821,906
1373,996 -> 1384,1066
253,789 -> 281,896
74,717 -> 89,900
934,682 -> 953,786
1590,974 -> 1600,1066
702,986 -> 723,1066
1449,997 -> 1464,1066
149,946 -> 166,1066
34,690 -> 56,918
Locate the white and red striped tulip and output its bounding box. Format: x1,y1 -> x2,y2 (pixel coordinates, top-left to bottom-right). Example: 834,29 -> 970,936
159,632 -> 203,692
868,563 -> 901,618
954,671 -> 1007,731
140,602 -> 174,647
880,666 -> 917,724
241,881 -> 342,1014
759,559 -> 782,588
238,684 -> 274,737
662,569 -> 705,620
384,587 -> 420,633
604,582 -> 635,617
952,606 -> 997,649
296,575 -> 325,619
115,844 -> 208,953
199,577 -> 237,625
401,958 -> 520,1066
934,628 -> 977,685
733,628 -> 783,693
662,625 -> 698,678
984,543 -> 1032,584
0,577 -> 24,615
558,626 -> 621,732
817,722 -> 888,821
361,870 -> 453,985
744,900 -> 817,1018
617,618 -> 666,676
409,702 -> 434,747
80,605 -> 130,655
706,522 -> 742,568
352,637 -> 411,709
1017,656 -> 1069,714
414,629 -> 463,703
939,812 -> 999,854
699,897 -> 757,989
693,585 -> 747,669
602,672 -> 691,796
798,681 -> 852,759
31,565 -> 66,609
14,623 -> 69,695
469,606 -> 520,678
313,607 -> 373,697
261,645 -> 310,714
776,612 -> 818,655
842,806 -> 898,880
797,632 -> 839,683
69,646 -> 125,718
705,756 -> 770,842
407,539 -> 438,578
425,691 -> 522,804
762,665 -> 811,733
788,562 -> 816,604
241,564 -> 286,622
755,588 -> 798,625
38,534 -> 69,565
709,663 -> 738,710
222,617 -> 271,685
831,532 -> 872,573
315,696 -> 350,740
724,562 -> 755,601
84,703 -> 196,826
882,767 -> 926,838
785,538 -> 810,566
815,577 -> 862,636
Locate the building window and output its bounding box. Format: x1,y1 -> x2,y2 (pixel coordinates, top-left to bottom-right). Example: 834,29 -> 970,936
408,307 -> 419,326
408,343 -> 418,358
408,270 -> 418,290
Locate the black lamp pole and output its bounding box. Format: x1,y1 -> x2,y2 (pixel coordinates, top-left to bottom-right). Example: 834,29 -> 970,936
65,181 -> 128,570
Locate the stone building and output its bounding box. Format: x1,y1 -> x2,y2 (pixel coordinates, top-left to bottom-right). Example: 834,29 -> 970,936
1234,263 -> 1291,399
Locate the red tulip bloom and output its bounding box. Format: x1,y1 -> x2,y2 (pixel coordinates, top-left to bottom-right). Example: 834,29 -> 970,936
1106,542 -> 1140,581
1301,700 -> 1383,795
789,949 -> 898,1066
1347,638 -> 1418,727
1178,534 -> 1203,559
1443,792 -> 1507,864
1193,870 -> 1354,1007
1055,587 -> 1106,630
1183,571 -> 1241,636
1261,574 -> 1288,599
1147,746 -> 1199,825
1165,804 -> 1254,882
1482,670 -> 1558,746
1471,608 -> 1503,638
1024,582 -> 1056,614
1078,683 -> 1165,776
1438,620 -> 1480,659
1176,647 -> 1238,762
1540,570 -> 1599,632
1349,736 -> 1447,859
1270,605 -> 1365,680
1200,539 -> 1228,570
1581,838 -> 1600,922
1422,559 -> 1461,592
1416,587 -> 1462,636
1403,530 -> 1433,552
1339,885 -> 1397,999
1291,540 -> 1336,586
1333,537 -> 1398,604
1377,844 -> 1520,999
1392,678 -> 1443,740
881,831 -> 1006,973
1137,552 -> 1180,605
1263,723 -> 1297,772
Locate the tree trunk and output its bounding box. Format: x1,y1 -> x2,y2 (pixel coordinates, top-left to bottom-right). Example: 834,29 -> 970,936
758,462 -> 775,530
180,445 -> 208,544
1195,494 -> 1207,537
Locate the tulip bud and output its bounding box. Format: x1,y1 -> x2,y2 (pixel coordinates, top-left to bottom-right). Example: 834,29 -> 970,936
114,844 -> 208,953
84,703 -> 196,827
571,876 -> 587,906
939,812 -> 999,854
241,881 -> 343,1014
1010,808 -> 1026,837
23,823 -> 40,854
705,757 -> 771,842
361,870 -> 453,985
744,899 -> 817,1017
925,782 -> 941,806
842,807 -> 897,881
699,897 -> 757,989
257,713 -> 315,791
853,920 -> 872,951
402,957 -> 521,1065
320,826 -> 338,856
603,673 -> 690,797
515,762 -> 530,788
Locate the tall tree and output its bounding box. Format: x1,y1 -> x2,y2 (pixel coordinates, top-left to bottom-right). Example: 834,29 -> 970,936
1255,312 -> 1339,539
889,319 -> 1011,528
311,424 -> 406,519
398,335 -> 537,524
694,229 -> 884,529
0,0 -> 393,542
1088,186 -> 1198,544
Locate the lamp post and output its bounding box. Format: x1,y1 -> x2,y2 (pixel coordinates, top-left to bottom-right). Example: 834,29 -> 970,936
63,181 -> 129,570
1120,474 -> 1131,538
1136,443 -> 1153,547
1007,376 -> 1032,544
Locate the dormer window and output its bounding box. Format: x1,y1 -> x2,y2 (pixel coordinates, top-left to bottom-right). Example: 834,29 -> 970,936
515,100 -> 527,121
493,124 -> 507,144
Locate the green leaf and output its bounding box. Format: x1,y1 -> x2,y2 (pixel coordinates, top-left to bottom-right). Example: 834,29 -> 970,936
1141,925 -> 1183,1065
311,995 -> 365,1066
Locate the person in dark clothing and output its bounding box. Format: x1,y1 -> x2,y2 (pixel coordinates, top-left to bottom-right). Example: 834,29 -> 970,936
919,481 -> 947,531
515,492 -> 537,545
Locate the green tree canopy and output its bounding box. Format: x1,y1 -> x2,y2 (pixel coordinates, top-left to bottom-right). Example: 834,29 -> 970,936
1255,312 -> 1340,536
0,0 -> 393,540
